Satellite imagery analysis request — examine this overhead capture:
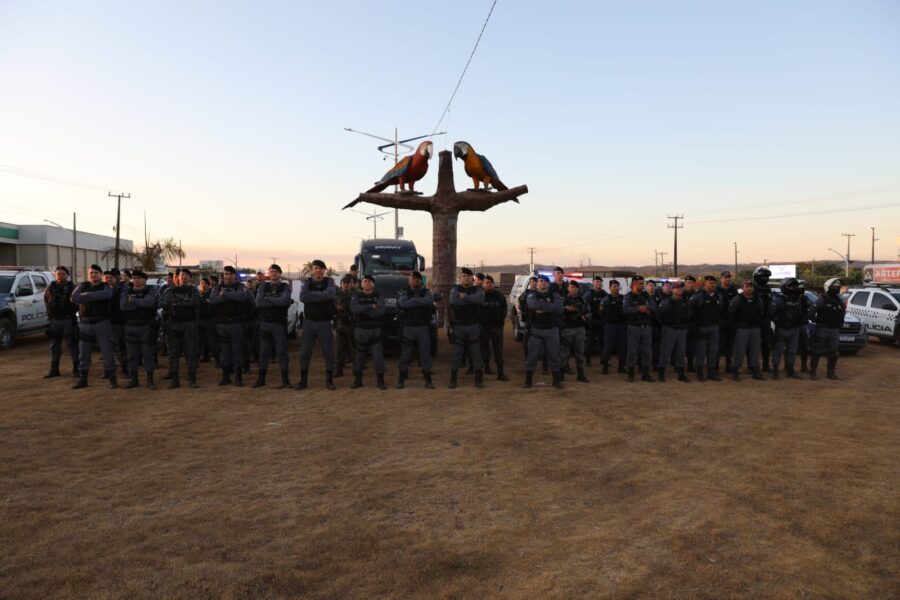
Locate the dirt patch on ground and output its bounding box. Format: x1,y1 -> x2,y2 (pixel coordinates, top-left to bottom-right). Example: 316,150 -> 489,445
1,332 -> 898,598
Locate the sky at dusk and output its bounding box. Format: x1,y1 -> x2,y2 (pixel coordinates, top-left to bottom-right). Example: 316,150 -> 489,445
1,0 -> 899,270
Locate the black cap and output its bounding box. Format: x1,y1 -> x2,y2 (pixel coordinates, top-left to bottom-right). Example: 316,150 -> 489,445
109,268 -> 120,277
224,265 -> 236,274
742,279 -> 754,286
461,267 -> 474,276
684,275 -> 696,282
180,268 -> 193,277
270,264 -> 282,273
475,272 -> 485,280
209,275 -> 218,282
553,266 -> 564,273
593,275 -> 603,281
311,259 -> 326,269
121,269 -> 132,277
132,270 -> 148,279
55,265 -> 70,275
166,272 -> 174,278
340,274 -> 353,284
609,279 -> 620,286
704,275 -> 717,282
568,279 -> 580,287
174,268 -> 182,275
673,281 -> 685,288
103,270 -> 113,276
632,275 -> 644,282
89,264 -> 102,273
410,271 -> 422,279
200,276 -> 209,284
349,264 -> 358,271
720,270 -> 732,277
484,274 -> 494,283
362,274 -> 375,283
537,274 -> 550,282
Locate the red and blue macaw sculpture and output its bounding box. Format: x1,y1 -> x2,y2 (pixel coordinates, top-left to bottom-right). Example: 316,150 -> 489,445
453,141 -> 508,192
366,140 -> 433,194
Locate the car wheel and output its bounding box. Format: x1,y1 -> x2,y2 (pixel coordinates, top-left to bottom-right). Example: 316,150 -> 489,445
0,317 -> 14,349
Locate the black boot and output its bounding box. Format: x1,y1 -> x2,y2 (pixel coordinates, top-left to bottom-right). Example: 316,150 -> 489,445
826,356 -> 840,380
577,367 -> 589,383
809,355 -> 820,380
733,369 -> 741,382
168,372 -> 180,389
121,365 -> 130,377
71,366 -> 80,377
708,369 -> 722,382
641,368 -> 655,382
484,364 -> 495,375
147,372 -> 157,390
72,370 -> 89,389
474,369 -> 484,388
752,369 -> 765,381
295,370 -> 309,390
44,361 -> 61,378
687,357 -> 695,373
448,370 -> 458,389
351,372 -> 363,389
424,372 -> 435,389
334,364 -> 344,378
188,372 -> 199,388
497,368 -> 510,382
252,369 -> 267,388
677,368 -> 690,382
107,370 -> 118,389
280,370 -> 291,389
772,366 -> 780,380
397,371 -> 407,389
617,362 -> 627,374
219,368 -> 232,386
466,364 -> 475,375
326,370 -> 336,390
762,359 -> 772,373
696,367 -> 706,382
125,372 -> 140,389
234,367 -> 244,387
786,367 -> 801,379
657,367 -> 666,382
524,370 -> 534,388
377,373 -> 387,390
628,367 -> 635,382
552,371 -> 564,389
801,357 -> 809,373
602,361 -> 609,375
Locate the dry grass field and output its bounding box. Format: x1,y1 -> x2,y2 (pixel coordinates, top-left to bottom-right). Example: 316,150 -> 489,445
1,331 -> 898,599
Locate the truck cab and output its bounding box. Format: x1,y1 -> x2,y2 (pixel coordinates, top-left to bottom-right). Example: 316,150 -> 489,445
0,268 -> 53,349
353,239 -> 437,354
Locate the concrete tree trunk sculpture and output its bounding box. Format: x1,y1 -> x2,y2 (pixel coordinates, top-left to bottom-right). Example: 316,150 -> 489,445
344,150 -> 528,326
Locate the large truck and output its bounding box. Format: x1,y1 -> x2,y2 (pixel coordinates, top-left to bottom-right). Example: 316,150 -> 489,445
353,239 -> 438,355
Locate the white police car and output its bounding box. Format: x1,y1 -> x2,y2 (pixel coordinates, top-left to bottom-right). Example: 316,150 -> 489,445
842,286 -> 900,343
0,268 -> 54,349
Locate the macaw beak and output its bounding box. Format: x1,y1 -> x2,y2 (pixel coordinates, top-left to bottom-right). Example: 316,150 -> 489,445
424,143 -> 433,158
453,145 -> 463,160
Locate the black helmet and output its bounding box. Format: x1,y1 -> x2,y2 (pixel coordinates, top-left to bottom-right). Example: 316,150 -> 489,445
780,277 -> 800,294
752,266 -> 772,285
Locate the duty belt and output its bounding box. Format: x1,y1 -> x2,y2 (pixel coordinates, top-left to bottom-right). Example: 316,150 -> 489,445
80,317 -> 109,325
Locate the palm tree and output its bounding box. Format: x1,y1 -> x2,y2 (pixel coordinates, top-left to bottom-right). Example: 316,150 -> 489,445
105,236 -> 185,271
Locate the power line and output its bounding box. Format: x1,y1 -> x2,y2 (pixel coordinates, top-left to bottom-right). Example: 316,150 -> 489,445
690,201 -> 900,224
0,162 -> 125,194
526,246 -> 537,274
429,0 -> 498,137
691,183 -> 900,216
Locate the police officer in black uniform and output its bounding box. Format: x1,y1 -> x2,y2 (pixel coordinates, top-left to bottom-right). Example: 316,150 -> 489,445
583,275 -> 607,366
518,276 -> 537,361
808,278 -> 846,380
623,276 -> 656,382
728,279 -> 766,381
333,275 -> 355,378
210,266 -> 249,386
44,266 -> 79,378
524,275 -> 563,389
254,264 -> 294,389
600,279 -> 628,375
198,277 -> 217,364
716,270 -> 739,374
298,259 -> 337,390
689,275 -> 724,382
682,275 -> 699,372
768,277 -> 806,379
480,275 -> 509,381
159,268 -> 202,389
350,275 -> 387,390
449,267 -> 485,388
120,270 -> 159,389
560,279 -> 590,383
797,280 -> 812,373
752,266 -> 774,372
104,269 -> 129,378
656,281 -> 692,382
397,271 -> 436,389
71,264 -> 117,389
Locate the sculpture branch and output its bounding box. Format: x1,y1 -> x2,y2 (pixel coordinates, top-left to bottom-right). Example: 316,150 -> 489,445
454,185 -> 529,211
343,193 -> 434,212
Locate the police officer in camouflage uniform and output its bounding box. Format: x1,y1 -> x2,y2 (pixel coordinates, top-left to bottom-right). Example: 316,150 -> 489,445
524,275 -> 563,388
656,281 -> 692,382
728,279 -> 766,381
623,276 -> 656,383
159,268 -> 201,388
583,275 -> 607,366
253,264 -> 293,389
120,270 -> 159,389
209,265 -> 249,387
71,264 -> 117,389
480,275 -> 509,381
808,278 -> 845,380
350,275 -> 387,390
768,277 -> 806,380
689,275 -> 724,382
560,279 -> 590,383
333,275 -> 355,378
397,271 -> 436,389
44,266 -> 79,378
298,259 -> 337,391
600,279 -> 628,375
449,267 -> 485,389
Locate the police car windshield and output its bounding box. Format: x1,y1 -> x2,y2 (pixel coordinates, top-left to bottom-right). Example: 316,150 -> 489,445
361,253 -> 415,274
0,275 -> 13,294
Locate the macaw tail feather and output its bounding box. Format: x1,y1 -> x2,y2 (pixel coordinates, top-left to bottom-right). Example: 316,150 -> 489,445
366,181 -> 391,194
492,179 -> 508,192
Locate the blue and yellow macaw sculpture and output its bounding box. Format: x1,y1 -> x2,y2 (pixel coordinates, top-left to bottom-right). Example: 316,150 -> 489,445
453,141 -> 508,192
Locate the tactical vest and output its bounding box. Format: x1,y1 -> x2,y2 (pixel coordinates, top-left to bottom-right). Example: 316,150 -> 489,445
562,295 -> 587,328
661,297 -> 691,329
109,285 -> 124,325
258,281 -> 289,323
450,285 -> 480,325
529,291 -> 559,329
212,284 -> 244,322
304,278 -> 335,321
122,288 -> 157,326
354,292 -> 382,328
77,282 -> 111,322
754,285 -> 773,318
774,294 -> 805,329
199,291 -> 213,320
169,286 -> 198,322
717,284 -> 739,321
46,280 -> 75,320
814,294 -> 844,328
693,291 -> 722,327
624,292 -> 652,325
603,295 -> 626,324
733,294 -> 763,328
588,289 -> 607,321
401,286 -> 430,326
481,290 -> 505,329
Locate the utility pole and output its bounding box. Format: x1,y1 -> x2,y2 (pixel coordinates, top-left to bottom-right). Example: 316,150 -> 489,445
653,250 -> 659,278
527,247 -> 537,274
841,233 -> 855,275
733,242 -> 739,276
657,251 -> 667,277
72,212 -> 78,283
667,215 -> 683,276
108,191 -> 130,271
870,227 -> 878,264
